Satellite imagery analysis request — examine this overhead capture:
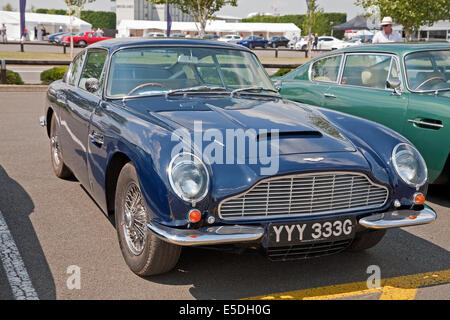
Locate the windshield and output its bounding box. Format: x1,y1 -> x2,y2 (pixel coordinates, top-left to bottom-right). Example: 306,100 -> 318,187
405,50 -> 450,92
106,46 -> 275,98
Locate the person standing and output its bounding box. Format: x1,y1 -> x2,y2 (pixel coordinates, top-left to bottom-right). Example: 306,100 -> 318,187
312,33 -> 318,50
1,23 -> 7,43
372,17 -> 403,43
59,25 -> 63,33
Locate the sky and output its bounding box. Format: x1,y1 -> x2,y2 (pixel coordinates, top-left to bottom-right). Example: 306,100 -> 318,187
0,0 -> 366,20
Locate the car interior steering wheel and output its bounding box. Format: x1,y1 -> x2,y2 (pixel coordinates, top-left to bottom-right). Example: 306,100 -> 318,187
415,76 -> 446,90
127,82 -> 169,96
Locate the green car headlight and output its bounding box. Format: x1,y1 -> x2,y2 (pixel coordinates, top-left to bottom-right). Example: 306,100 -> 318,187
168,153 -> 209,204
392,143 -> 427,187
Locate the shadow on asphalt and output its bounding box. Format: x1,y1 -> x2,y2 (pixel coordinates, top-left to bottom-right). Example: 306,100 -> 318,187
427,184 -> 450,208
144,186 -> 450,299
0,165 -> 56,300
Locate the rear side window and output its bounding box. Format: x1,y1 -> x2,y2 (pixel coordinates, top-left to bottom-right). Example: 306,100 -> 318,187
341,54 -> 392,89
310,55 -> 342,82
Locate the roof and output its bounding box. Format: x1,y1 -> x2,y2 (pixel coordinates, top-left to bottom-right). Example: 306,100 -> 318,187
331,43 -> 450,56
89,38 -> 252,52
0,10 -> 91,27
332,15 -> 377,31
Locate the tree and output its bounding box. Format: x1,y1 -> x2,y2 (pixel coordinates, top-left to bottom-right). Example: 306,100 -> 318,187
64,0 -> 96,58
303,0 -> 323,56
355,0 -> 450,41
2,3 -> 14,11
148,0 -> 238,37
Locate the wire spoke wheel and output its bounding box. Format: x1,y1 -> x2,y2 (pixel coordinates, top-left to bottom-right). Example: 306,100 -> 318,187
122,182 -> 148,255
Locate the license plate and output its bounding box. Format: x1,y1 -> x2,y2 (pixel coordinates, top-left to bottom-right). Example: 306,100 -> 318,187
268,217 -> 356,247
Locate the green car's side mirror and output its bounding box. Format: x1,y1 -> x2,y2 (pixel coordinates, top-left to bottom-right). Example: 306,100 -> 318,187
386,79 -> 401,96
272,79 -> 282,92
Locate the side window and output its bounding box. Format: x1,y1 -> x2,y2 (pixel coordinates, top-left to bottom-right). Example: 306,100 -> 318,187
388,58 -> 401,83
341,54 -> 392,89
310,55 -> 342,82
78,49 -> 108,94
68,52 -> 85,86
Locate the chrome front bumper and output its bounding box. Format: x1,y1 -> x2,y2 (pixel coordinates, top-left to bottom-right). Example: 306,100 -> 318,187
359,205 -> 436,229
148,205 -> 436,246
147,221 -> 264,246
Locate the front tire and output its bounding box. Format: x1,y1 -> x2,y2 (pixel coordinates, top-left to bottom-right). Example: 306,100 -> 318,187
49,114 -> 73,179
78,40 -> 86,47
346,230 -> 386,252
115,162 -> 181,276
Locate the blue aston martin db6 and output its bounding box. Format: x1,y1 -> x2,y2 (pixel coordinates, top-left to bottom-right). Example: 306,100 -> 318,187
41,38 -> 436,276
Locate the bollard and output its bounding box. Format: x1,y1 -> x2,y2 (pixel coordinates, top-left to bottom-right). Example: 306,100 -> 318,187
20,41 -> 24,52
63,45 -> 66,54
1,59 -> 6,84
275,48 -> 278,58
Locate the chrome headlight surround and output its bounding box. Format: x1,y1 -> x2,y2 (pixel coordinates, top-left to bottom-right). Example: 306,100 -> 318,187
391,143 -> 428,188
168,153 -> 209,204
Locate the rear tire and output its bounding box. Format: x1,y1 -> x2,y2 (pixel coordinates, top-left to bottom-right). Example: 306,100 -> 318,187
115,162 -> 181,276
78,40 -> 86,47
49,114 -> 73,179
346,230 -> 386,252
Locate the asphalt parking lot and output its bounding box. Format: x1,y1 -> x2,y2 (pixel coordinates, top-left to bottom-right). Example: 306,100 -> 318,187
0,90 -> 449,300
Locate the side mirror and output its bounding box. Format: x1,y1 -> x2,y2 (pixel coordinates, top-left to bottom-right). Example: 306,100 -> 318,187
386,79 -> 401,95
272,79 -> 282,92
85,78 -> 100,93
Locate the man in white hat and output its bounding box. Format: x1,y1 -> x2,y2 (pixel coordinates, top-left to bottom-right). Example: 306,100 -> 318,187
372,17 -> 403,43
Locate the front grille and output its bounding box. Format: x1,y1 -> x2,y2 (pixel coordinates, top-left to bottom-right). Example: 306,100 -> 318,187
219,172 -> 388,220
267,239 -> 353,261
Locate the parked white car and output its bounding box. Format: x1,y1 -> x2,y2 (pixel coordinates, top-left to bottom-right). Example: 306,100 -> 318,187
317,36 -> 350,50
294,37 -> 309,50
218,34 -> 242,43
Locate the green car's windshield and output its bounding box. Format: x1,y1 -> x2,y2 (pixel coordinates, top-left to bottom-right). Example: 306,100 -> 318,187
405,50 -> 450,92
106,47 -> 275,98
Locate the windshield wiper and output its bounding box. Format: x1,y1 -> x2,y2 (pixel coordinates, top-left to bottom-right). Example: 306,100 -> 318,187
165,85 -> 227,97
231,86 -> 280,97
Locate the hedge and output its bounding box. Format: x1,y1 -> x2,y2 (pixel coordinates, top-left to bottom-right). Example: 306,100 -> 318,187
36,9 -> 116,29
270,68 -> 294,78
40,66 -> 68,85
5,70 -> 24,85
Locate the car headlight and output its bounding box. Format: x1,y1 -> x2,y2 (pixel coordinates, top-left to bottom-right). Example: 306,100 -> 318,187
392,143 -> 427,187
168,153 -> 209,203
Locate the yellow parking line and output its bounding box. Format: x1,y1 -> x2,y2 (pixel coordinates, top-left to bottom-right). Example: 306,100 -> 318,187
244,269 -> 450,300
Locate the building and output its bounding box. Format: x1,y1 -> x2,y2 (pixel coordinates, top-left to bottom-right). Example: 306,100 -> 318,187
115,0 -> 194,25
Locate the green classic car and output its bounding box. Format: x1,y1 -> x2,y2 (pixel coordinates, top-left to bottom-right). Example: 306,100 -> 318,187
277,43 -> 450,184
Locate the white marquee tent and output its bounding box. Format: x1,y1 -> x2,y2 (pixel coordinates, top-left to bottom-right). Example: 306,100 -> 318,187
117,19 -> 301,39
0,11 -> 92,41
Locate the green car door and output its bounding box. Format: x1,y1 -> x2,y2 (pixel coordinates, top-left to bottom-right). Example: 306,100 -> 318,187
401,49 -> 450,183
321,53 -> 408,134
279,54 -> 343,107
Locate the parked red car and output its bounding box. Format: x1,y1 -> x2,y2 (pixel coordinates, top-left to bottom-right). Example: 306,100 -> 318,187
61,31 -> 111,47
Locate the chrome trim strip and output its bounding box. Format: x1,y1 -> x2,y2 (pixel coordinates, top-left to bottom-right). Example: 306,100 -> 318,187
359,205 -> 436,229
147,221 -> 264,246
218,171 -> 389,221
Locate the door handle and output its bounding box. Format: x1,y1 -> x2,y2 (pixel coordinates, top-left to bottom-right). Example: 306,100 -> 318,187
324,93 -> 336,98
408,119 -> 443,130
89,131 -> 104,146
